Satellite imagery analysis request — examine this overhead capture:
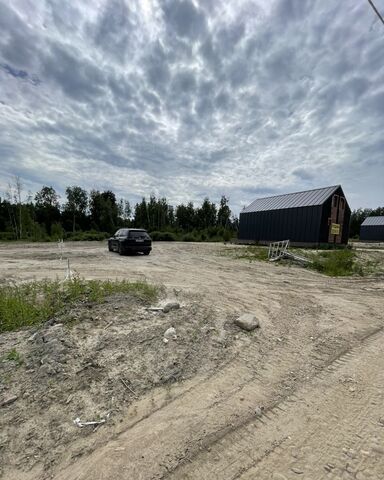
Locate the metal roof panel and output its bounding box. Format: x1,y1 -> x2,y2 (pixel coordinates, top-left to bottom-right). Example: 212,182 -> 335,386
361,216 -> 384,226
242,185 -> 340,213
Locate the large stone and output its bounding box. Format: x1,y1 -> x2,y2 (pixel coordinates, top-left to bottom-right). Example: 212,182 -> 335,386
234,314 -> 260,331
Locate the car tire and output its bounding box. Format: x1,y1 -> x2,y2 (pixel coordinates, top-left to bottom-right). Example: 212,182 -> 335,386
108,242 -> 113,252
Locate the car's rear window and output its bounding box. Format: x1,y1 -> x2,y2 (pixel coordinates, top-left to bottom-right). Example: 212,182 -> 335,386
128,231 -> 150,239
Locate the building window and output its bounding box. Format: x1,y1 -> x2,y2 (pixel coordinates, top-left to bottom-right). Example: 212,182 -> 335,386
333,195 -> 338,207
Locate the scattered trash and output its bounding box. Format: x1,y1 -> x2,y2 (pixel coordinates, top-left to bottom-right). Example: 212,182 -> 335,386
164,327 -> 177,340
120,378 -> 138,398
163,338 -> 169,344
234,313 -> 260,331
73,412 -> 110,428
146,301 -> 180,313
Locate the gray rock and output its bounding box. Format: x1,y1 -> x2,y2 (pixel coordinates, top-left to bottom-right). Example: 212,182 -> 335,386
162,302 -> 180,313
234,314 -> 260,331
1,395 -> 18,407
164,327 -> 177,339
39,362 -> 61,376
254,406 -> 263,417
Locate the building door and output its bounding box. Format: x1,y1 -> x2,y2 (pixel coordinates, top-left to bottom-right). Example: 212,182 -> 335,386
328,195 -> 346,244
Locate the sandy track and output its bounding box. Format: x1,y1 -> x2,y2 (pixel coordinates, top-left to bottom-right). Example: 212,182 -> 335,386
0,241 -> 383,480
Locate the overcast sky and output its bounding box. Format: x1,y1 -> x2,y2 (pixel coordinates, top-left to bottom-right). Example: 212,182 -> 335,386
0,0 -> 383,214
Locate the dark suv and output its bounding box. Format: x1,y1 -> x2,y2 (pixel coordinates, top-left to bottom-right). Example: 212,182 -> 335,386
108,229 -> 152,255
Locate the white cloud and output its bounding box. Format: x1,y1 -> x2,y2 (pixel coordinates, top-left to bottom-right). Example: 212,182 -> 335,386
0,0 -> 383,214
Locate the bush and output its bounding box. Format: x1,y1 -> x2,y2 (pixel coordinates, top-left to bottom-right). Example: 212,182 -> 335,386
51,222 -> 64,240
182,232 -> 199,242
64,231 -> 110,241
150,231 -> 177,241
0,232 -> 16,241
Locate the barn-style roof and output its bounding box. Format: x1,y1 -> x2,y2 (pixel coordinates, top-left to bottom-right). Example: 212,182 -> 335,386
361,216 -> 384,226
242,185 -> 341,213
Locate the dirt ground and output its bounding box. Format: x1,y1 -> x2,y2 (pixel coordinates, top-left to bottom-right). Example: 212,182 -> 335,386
0,241 -> 383,480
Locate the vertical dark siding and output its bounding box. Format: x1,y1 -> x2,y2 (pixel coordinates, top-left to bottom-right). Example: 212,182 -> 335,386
239,205 -> 323,243
238,186 -> 350,244
360,225 -> 384,241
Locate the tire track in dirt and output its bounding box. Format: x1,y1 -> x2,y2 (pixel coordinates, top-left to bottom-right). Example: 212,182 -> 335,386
52,319 -> 383,480
165,327 -> 384,480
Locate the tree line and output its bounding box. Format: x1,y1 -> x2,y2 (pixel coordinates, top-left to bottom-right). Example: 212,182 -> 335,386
0,177 -> 381,242
0,177 -> 237,242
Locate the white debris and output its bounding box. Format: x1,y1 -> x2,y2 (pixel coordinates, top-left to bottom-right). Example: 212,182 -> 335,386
73,412 -> 110,428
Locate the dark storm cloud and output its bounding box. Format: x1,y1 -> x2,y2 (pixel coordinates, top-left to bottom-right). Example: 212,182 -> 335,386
0,0 -> 383,212
0,3 -> 39,68
41,42 -> 106,101
162,0 -> 207,40
93,0 -> 133,63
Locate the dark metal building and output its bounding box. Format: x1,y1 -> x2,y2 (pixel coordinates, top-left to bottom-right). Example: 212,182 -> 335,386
239,185 -> 351,246
360,216 -> 384,241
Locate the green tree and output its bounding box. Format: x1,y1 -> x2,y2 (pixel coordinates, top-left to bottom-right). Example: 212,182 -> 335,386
65,186 -> 88,233
89,190 -> 118,233
133,198 -> 149,229
197,197 -> 217,229
34,186 -> 61,235
176,202 -> 196,231
217,195 -> 231,228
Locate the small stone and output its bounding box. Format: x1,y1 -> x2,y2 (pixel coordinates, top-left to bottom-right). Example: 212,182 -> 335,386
162,302 -> 180,313
234,313 -> 260,331
1,395 -> 18,407
291,467 -> 304,474
254,406 -> 263,417
164,327 -> 177,340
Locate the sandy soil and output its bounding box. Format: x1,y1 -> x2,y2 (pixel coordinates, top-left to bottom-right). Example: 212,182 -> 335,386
0,241 -> 383,480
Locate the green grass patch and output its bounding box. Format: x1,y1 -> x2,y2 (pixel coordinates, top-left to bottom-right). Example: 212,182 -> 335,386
224,245 -> 378,277
307,249 -> 362,276
3,348 -> 24,365
0,278 -> 159,333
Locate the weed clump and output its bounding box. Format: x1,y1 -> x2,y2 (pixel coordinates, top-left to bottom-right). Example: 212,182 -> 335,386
4,348 -> 23,365
0,279 -> 159,333
309,249 -> 361,276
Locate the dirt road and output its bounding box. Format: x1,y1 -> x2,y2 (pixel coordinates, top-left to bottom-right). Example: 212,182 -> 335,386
0,242 -> 383,480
